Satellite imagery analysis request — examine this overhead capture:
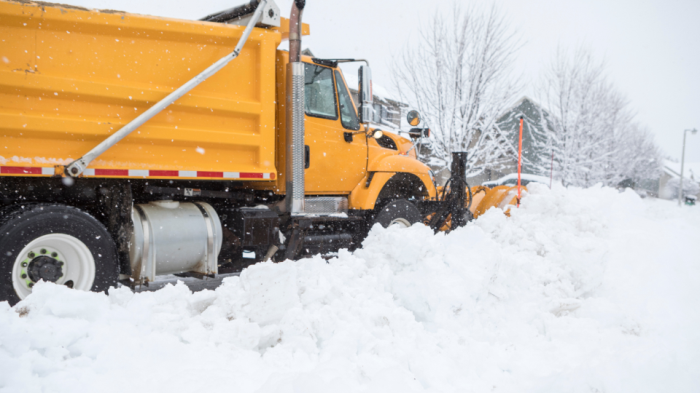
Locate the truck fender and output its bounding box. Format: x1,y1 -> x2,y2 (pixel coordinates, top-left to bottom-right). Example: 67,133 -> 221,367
368,154 -> 431,174
349,171 -> 436,210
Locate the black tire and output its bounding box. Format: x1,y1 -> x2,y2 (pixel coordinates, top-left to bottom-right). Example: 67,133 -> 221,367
0,204 -> 118,305
373,199 -> 422,228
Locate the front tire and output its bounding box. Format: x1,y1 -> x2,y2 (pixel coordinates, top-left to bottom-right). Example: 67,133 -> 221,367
373,199 -> 422,228
0,204 -> 118,305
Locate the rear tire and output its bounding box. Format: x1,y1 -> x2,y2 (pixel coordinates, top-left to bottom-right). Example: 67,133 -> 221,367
373,199 -> 422,228
0,204 -> 118,305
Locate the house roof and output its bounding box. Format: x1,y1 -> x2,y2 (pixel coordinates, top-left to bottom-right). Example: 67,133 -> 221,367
663,159 -> 700,180
344,73 -> 407,107
497,96 -> 545,120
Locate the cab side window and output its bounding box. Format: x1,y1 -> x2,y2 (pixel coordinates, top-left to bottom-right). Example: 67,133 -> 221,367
304,64 -> 338,119
334,70 -> 360,130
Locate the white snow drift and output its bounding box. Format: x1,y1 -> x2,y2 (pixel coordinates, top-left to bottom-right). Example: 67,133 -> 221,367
1,184 -> 699,393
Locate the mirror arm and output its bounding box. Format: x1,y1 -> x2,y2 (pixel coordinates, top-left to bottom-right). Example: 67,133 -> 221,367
402,142 -> 418,157
350,129 -> 368,135
348,126 -> 375,137
340,59 -> 370,67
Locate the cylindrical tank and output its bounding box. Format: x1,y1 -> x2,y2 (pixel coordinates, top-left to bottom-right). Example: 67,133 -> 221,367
130,201 -> 222,282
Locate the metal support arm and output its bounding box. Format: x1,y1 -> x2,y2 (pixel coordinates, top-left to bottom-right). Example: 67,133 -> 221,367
428,152 -> 471,232
64,0 -> 269,177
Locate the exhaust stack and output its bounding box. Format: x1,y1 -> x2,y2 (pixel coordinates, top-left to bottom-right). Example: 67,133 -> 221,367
286,0 -> 306,215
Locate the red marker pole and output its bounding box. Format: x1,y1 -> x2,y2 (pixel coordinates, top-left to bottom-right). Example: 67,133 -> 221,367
517,116 -> 523,207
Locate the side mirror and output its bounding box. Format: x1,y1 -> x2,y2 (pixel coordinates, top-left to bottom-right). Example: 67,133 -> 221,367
358,65 -> 373,123
407,127 -> 430,139
407,110 -> 421,126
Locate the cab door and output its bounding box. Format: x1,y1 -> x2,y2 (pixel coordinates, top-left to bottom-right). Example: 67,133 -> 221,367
303,63 -> 366,194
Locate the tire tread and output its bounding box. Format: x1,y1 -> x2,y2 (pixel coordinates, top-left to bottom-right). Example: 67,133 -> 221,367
0,203 -> 118,305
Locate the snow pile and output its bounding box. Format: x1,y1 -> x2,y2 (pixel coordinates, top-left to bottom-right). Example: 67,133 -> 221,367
2,185 -> 700,392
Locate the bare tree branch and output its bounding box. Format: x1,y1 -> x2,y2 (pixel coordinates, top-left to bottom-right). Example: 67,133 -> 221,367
392,3 -> 521,175
536,47 -> 661,187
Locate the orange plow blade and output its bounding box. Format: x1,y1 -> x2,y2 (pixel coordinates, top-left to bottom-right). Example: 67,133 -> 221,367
470,185 -> 526,219
430,185 -> 526,232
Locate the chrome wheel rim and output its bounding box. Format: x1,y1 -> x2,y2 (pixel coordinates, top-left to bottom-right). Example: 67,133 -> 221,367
12,234 -> 95,299
388,218 -> 412,228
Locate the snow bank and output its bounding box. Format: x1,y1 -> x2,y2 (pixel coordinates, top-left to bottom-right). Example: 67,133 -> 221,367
2,185 -> 700,393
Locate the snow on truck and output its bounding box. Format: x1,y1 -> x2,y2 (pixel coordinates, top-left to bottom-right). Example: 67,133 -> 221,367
0,0 -> 523,304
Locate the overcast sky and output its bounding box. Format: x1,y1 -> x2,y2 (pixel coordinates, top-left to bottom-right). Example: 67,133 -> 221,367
62,0 -> 700,162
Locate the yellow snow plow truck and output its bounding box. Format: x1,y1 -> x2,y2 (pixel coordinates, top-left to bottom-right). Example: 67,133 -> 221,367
0,0 -> 522,304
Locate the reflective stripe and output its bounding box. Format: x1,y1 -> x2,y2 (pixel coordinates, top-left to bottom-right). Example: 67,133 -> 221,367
149,170 -> 179,177
197,171 -> 224,178
95,169 -> 128,176
0,166 -> 273,180
129,170 -> 149,177
0,166 -> 41,175
178,170 -> 197,178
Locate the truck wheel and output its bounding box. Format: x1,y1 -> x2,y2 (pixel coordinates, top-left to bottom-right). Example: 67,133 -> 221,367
373,199 -> 422,228
0,204 -> 118,305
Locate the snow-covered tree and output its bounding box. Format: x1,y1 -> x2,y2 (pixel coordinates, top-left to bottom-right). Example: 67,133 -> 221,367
536,47 -> 661,187
392,4 -> 520,175
614,124 -> 662,186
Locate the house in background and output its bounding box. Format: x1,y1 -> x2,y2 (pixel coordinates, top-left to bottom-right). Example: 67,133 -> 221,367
348,88 -> 407,129
658,160 -> 700,200
465,96 -> 553,185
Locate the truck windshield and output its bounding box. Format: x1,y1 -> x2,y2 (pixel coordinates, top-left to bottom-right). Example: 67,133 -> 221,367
334,70 -> 360,130
304,64 -> 338,120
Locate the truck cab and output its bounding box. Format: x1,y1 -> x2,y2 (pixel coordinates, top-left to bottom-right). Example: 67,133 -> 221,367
269,53 -> 436,210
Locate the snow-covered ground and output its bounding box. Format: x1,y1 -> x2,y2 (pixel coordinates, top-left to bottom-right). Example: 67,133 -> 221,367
2,184 -> 699,393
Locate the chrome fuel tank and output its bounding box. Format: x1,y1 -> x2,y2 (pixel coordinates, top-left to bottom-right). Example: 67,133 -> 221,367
129,201 -> 222,283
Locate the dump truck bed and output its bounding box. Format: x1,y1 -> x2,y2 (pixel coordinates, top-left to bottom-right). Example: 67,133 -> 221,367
0,0 -> 280,180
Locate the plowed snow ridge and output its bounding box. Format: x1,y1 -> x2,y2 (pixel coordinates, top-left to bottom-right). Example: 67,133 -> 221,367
1,184 -> 699,393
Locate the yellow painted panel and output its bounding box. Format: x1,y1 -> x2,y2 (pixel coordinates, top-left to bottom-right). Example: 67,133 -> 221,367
368,154 -> 432,175
0,0 -> 280,177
